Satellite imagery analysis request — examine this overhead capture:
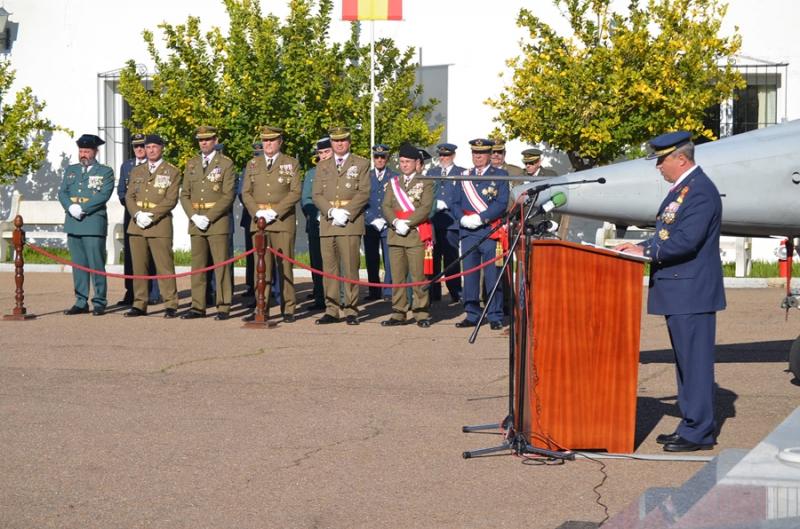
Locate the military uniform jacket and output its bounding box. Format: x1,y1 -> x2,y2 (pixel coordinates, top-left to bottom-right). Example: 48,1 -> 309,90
381,175 -> 435,248
365,167 -> 398,224
429,164 -> 465,231
451,166 -> 510,239
118,158 -> 144,206
57,163 -> 115,236
242,152 -> 302,233
125,161 -> 181,238
180,152 -> 236,236
312,153 -> 371,237
641,166 -> 726,316
501,163 -> 525,177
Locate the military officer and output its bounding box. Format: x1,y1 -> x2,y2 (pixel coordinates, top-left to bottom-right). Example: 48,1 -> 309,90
380,143 -> 435,327
616,131 -> 725,452
451,138 -> 509,330
179,126 -> 236,320
57,134 -> 115,316
363,144 -> 396,301
490,139 -> 524,176
242,125 -> 302,323
116,133 -> 162,306
124,134 -> 182,318
428,142 -> 465,303
311,126 -> 370,325
521,148 -> 558,179
301,137 -> 333,310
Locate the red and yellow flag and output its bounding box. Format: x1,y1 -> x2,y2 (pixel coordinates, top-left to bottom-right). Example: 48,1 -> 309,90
342,0 -> 403,21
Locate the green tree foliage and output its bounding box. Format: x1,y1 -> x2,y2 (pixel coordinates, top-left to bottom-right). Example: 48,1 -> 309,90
119,0 -> 441,170
0,61 -> 65,185
490,0 -> 745,171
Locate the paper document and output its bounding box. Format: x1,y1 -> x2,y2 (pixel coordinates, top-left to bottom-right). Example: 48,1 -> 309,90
580,241 -> 651,262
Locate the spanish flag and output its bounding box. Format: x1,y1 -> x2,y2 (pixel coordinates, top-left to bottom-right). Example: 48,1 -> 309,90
342,0 -> 402,21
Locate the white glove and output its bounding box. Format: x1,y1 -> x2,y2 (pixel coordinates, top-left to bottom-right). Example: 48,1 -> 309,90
460,213 -> 482,230
436,199 -> 448,212
393,219 -> 410,236
135,211 -> 154,229
370,218 -> 387,231
191,214 -> 210,231
330,208 -> 350,226
255,208 -> 278,223
68,204 -> 84,219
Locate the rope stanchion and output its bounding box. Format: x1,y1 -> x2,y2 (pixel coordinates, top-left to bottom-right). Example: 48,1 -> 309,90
244,218 -> 275,329
3,215 -> 35,321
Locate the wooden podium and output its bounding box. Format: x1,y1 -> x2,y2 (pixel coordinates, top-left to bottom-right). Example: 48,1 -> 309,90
513,240 -> 645,453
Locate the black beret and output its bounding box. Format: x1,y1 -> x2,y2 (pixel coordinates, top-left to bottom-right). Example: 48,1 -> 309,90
144,134 -> 164,146
398,142 -> 419,160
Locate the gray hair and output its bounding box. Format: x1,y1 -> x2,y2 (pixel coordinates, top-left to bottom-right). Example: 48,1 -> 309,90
674,142 -> 695,162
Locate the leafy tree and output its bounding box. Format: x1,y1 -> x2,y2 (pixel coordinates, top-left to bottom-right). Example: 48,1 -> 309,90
489,0 -> 744,171
0,61 -> 65,185
119,0 -> 441,171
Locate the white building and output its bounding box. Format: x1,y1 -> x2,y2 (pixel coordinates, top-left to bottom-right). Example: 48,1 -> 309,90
2,0 -> 798,260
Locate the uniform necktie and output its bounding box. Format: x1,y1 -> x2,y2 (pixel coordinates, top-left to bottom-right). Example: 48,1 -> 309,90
336,158 -> 343,172
441,167 -> 448,178
82,166 -> 88,175
149,163 -> 156,173
203,156 -> 209,169
267,158 -> 273,171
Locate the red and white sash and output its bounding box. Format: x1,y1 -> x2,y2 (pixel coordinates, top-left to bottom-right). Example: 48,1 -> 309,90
391,176 -> 416,213
461,180 -> 488,213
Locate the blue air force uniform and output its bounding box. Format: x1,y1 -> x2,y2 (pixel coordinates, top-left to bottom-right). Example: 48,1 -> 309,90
363,145 -> 396,299
451,159 -> 509,326
58,134 -> 115,313
640,131 -> 726,447
429,143 -> 465,302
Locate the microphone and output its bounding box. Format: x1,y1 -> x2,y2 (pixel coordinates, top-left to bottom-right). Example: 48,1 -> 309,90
534,191 -> 567,216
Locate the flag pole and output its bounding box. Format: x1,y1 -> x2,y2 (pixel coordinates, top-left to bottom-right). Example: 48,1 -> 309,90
370,19 -> 375,170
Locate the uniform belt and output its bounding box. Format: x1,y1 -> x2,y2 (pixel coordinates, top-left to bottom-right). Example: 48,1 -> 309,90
332,199 -> 350,208
192,202 -> 216,210
257,203 -> 273,209
70,197 -> 90,203
136,200 -> 156,209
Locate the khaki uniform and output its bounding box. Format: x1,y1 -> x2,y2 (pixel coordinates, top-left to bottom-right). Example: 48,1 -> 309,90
179,152 -> 236,314
242,152 -> 302,315
125,161 -> 182,311
381,175 -> 435,321
502,163 -> 525,177
312,153 -> 370,318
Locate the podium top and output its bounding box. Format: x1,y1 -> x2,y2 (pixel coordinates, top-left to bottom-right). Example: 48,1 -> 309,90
526,239 -> 650,263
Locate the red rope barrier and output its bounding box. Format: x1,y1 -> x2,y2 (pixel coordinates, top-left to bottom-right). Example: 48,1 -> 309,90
24,242 -> 505,288
26,243 -> 256,280
265,245 -> 506,288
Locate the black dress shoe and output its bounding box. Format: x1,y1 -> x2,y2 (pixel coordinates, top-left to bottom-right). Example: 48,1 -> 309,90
656,432 -> 681,445
307,302 -> 326,311
116,298 -> 133,307
364,293 -> 382,301
214,312 -> 230,321
455,318 -> 478,328
283,314 -> 296,323
450,294 -> 461,304
345,315 -> 359,326
241,313 -> 256,322
663,436 -> 714,452
382,296 -> 391,302
315,314 -> 339,325
181,310 -> 206,320
163,308 -> 178,319
381,318 -> 407,327
417,318 -> 432,328
489,321 -> 504,330
124,307 -> 146,317
64,305 -> 89,315
92,306 -> 106,316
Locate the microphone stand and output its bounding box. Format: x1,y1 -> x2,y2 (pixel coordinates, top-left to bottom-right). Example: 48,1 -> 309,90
461,189 -> 574,461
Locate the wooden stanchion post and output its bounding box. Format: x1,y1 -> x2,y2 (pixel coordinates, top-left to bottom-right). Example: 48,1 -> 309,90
4,215 -> 36,321
243,217 -> 275,328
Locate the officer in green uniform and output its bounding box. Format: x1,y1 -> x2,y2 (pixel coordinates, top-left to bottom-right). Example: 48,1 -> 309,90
179,125 -> 236,320
241,125 -> 302,323
312,126 -> 371,325
57,134 -> 115,316
380,143 -> 435,327
124,134 -> 182,318
490,139 -> 525,176
521,148 -> 557,178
